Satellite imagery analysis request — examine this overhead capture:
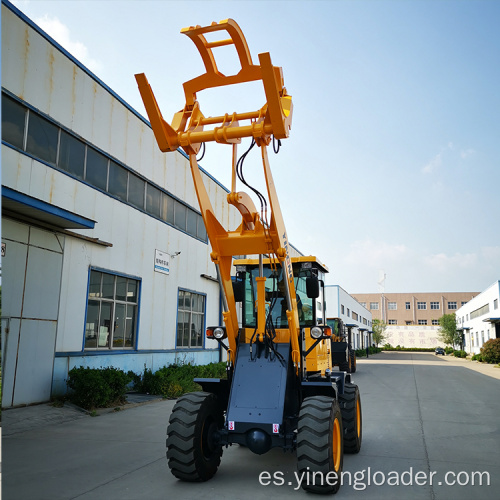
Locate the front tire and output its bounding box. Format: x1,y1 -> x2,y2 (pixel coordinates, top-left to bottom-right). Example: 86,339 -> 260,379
297,396 -> 344,494
166,391 -> 223,482
339,383 -> 362,454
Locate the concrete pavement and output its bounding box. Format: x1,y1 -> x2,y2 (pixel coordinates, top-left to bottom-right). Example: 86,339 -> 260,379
2,352 -> 499,499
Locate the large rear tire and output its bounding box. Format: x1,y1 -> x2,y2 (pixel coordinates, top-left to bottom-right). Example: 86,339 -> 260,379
297,396 -> 344,494
339,383 -> 362,454
166,391 -> 223,482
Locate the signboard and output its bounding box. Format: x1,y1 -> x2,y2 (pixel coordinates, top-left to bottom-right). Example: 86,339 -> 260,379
1,242 -> 5,257
154,249 -> 170,275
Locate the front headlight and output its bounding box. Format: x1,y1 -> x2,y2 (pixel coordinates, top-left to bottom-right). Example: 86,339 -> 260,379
213,327 -> 226,339
310,326 -> 323,339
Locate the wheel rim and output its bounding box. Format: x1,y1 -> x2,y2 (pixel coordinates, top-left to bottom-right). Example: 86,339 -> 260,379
356,399 -> 361,437
332,417 -> 341,471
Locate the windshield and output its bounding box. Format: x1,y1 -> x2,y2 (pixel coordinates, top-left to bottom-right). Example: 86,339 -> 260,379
241,266 -> 316,328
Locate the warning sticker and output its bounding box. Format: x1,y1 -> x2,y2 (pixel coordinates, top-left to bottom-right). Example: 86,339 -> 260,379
228,421 -> 235,431
272,423 -> 280,434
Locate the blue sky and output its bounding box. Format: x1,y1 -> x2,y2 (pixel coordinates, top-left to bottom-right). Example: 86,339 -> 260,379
10,0 -> 500,293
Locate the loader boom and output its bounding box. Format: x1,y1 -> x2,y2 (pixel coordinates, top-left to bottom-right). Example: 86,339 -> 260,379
136,18 -> 298,367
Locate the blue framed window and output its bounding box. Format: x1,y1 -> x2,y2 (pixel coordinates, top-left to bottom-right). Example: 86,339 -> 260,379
85,269 -> 140,349
176,290 -> 206,348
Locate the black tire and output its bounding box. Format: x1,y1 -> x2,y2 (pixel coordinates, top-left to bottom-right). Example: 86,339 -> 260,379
349,349 -> 357,373
166,391 -> 223,482
339,383 -> 362,454
297,396 -> 344,494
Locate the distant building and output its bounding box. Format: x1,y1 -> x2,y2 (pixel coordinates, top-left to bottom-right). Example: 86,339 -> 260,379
456,281 -> 500,355
351,292 -> 479,326
324,286 -> 372,349
352,292 -> 479,348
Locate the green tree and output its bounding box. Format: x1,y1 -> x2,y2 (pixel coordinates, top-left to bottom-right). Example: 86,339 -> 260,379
371,319 -> 387,347
437,314 -> 461,348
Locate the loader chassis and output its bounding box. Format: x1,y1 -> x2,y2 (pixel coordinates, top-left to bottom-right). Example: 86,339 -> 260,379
136,18 -> 362,494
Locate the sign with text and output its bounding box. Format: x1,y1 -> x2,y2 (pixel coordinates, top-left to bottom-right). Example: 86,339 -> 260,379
154,249 -> 170,275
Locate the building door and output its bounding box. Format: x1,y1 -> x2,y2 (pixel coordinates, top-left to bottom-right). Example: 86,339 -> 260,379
2,220 -> 64,407
496,323 -> 500,339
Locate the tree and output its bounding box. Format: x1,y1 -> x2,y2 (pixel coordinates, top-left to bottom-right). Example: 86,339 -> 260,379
437,314 -> 461,348
371,319 -> 387,347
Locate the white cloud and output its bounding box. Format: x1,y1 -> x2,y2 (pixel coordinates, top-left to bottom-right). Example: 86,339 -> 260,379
35,14 -> 102,74
421,142 -> 454,174
460,148 -> 476,159
344,239 -> 409,268
422,151 -> 442,174
424,252 -> 477,272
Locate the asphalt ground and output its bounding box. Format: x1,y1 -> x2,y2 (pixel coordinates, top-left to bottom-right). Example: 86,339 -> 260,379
2,352 -> 499,500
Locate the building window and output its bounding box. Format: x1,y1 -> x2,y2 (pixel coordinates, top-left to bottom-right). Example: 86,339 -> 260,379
2,93 -> 27,149
470,303 -> 490,320
417,302 -> 427,310
347,308 -> 350,317
86,147 -> 109,191
461,301 -> 467,307
26,111 -> 59,164
418,320 -> 427,325
341,305 -> 345,314
430,302 -> 439,310
85,269 -> 139,349
406,321 -> 412,325
58,130 -> 85,179
128,173 -> 145,210
1,91 -> 207,243
494,299 -> 498,310
370,302 -> 379,310
177,290 -> 205,348
359,302 -> 366,308
388,302 -> 397,310
352,311 -> 358,321
405,302 -> 411,310
448,302 -> 457,310
432,319 -> 439,325
109,161 -> 128,201
388,320 -> 397,325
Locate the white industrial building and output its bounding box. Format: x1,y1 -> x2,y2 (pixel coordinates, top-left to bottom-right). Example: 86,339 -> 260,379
0,1 -> 243,407
456,281 -> 500,355
324,285 -> 372,349
0,1 -> 308,407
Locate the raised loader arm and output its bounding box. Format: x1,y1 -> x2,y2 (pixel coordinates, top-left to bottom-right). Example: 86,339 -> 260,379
135,18 -> 298,367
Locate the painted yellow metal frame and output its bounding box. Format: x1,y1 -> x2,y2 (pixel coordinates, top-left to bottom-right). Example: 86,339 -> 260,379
135,18 -> 298,366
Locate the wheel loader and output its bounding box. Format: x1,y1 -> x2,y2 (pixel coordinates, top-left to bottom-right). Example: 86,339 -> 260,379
135,18 -> 362,494
327,317 -> 358,373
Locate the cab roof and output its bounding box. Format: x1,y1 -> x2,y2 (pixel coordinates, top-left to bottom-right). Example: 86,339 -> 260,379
234,255 -> 329,273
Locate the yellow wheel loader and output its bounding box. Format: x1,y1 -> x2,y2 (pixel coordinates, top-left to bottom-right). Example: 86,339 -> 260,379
135,18 -> 362,494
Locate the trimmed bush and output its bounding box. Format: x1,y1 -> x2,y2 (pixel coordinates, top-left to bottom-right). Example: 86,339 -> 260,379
382,346 -> 435,352
67,367 -> 132,410
471,353 -> 483,362
444,346 -> 454,355
453,350 -> 467,358
480,338 -> 500,364
135,361 -> 227,398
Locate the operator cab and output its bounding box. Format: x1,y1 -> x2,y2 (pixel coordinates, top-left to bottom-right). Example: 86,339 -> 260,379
234,256 -> 328,330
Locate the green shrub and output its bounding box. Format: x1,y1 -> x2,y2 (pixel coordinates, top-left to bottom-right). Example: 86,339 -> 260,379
134,361 -> 227,398
471,353 -> 483,362
67,367 -> 132,410
480,339 -> 500,364
453,350 -> 467,358
444,346 -> 454,355
382,346 -> 435,352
